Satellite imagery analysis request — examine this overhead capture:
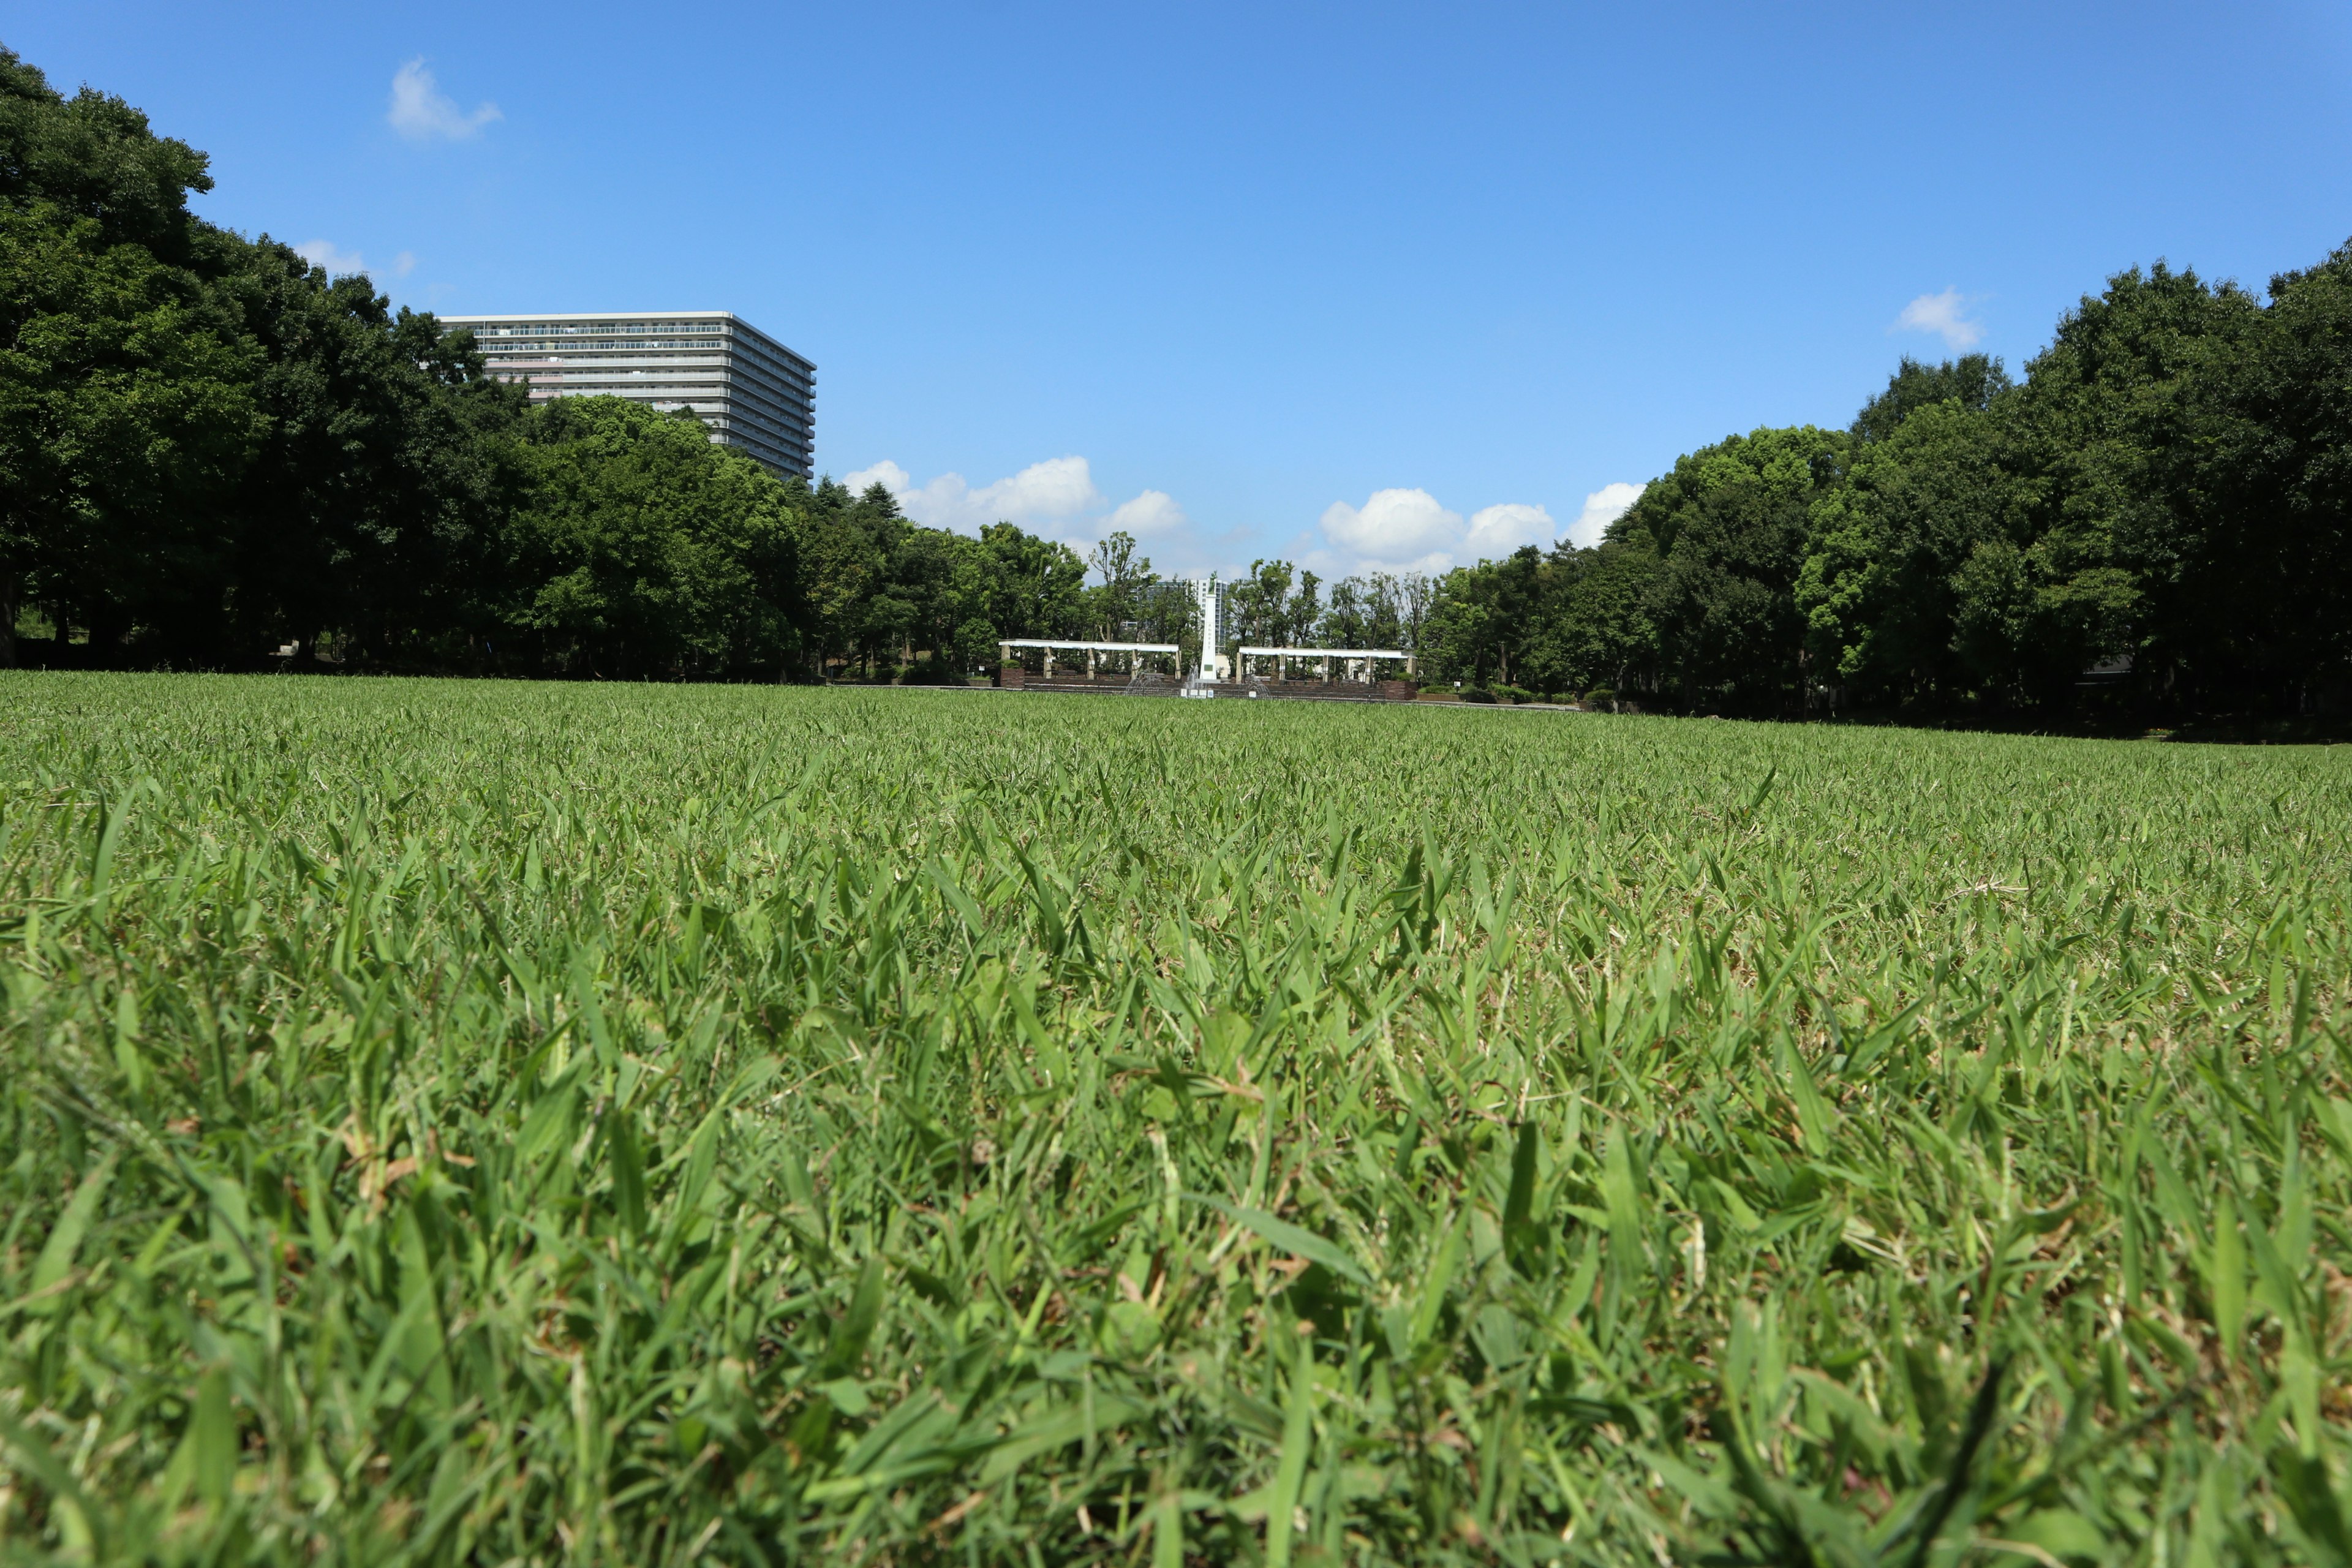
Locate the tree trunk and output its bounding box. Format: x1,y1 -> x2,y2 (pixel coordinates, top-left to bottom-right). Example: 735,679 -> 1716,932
0,574 -> 17,669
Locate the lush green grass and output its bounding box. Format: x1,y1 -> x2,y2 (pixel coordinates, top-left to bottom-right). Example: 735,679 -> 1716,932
3,674 -> 2351,1567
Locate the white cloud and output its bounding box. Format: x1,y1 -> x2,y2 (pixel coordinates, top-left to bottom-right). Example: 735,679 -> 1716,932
1567,481 -> 1644,547
845,456 -> 1105,533
294,239 -> 367,276
1315,488 -> 1569,571
1895,288 -> 1984,350
1104,489 -> 1186,537
974,456 -> 1101,522
1319,488 -> 1462,564
388,59 -> 501,141
390,251 -> 418,278
1466,501 -> 1556,556
842,459 -> 913,497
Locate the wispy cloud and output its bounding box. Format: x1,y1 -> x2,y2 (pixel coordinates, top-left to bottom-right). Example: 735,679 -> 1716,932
388,58 -> 501,141
1894,287 -> 1984,350
291,242 -> 418,282
294,239 -> 366,277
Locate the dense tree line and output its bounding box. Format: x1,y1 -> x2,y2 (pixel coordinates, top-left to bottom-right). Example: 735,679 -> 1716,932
0,50 -> 1123,680
12,47 -> 2351,719
1414,257 -> 2352,719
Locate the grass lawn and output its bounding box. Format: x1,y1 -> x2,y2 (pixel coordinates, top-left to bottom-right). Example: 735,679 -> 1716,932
3,673 -> 2350,1566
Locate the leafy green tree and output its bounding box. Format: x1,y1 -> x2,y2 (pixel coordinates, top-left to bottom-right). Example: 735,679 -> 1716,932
0,48 -> 522,669
0,49 -> 259,665
1850,353 -> 2012,445
1388,570 -> 1433,655
214,251 -> 522,665
977,522 -> 1087,641
1223,559 -> 1294,653
0,202 -> 258,665
1615,425 -> 1847,714
1320,576 -> 1368,647
0,48 -> 212,262
2184,241 -> 2352,707
1799,400 -> 2024,709
505,396 -> 797,678
1536,536 -> 1659,696
1967,262 -> 2260,703
1085,530 -> 1153,639
789,480 -> 879,676
1425,547 -> 1551,687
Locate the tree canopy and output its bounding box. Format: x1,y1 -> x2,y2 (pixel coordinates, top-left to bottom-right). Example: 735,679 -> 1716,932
7,43 -> 2352,722
0,48 -> 1156,680
1403,251 -> 2352,722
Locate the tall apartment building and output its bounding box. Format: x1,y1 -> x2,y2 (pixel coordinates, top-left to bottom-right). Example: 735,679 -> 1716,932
440,311 -> 815,477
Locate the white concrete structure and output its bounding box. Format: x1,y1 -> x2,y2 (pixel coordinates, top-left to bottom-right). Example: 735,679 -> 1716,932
999,639 -> 1180,679
1236,646 -> 1415,681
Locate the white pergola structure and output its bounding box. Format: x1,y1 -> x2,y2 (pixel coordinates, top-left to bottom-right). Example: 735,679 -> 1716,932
1236,646 -> 1415,683
1000,638 -> 1181,679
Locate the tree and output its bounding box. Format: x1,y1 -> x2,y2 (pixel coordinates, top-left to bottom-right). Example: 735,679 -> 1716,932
505,396 -> 797,679
0,50 -> 258,666
1223,559 -> 1294,652
1616,425 -> 1847,714
793,479 -> 899,677
1424,547 -> 1551,687
1850,353 -> 2013,445
1320,576 -> 1368,647
1536,536 -> 1658,696
1974,261 -> 2260,704
1799,399 -> 2024,709
2186,241 -> 2352,707
0,48 -> 524,669
976,522 -> 1086,640
0,48 -> 213,263
211,247 -> 523,665
0,203 -> 258,665
1086,530 -> 1153,639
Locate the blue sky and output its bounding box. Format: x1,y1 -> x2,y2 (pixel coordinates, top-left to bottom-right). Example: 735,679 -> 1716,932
12,1 -> 2352,578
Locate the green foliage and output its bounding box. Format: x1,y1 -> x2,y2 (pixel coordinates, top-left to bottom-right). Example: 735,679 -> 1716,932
507,397 -> 797,679
7,675 -> 2352,1563
0,46 -> 522,670
8,31 -> 2352,722
1985,262 -> 2261,702
1420,256 -> 2352,722
212,247 -> 521,667
1617,424 -> 1849,714
1849,353 -> 2013,446
2171,242 -> 2352,693
976,521 -> 1088,646
0,48 -> 214,260
0,201 -> 261,657
1800,401 -> 2024,706
1225,559 -> 1325,654
1422,548 -> 1550,690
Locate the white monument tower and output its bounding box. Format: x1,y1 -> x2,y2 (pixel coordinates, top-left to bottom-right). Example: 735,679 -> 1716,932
1185,575 -> 1223,694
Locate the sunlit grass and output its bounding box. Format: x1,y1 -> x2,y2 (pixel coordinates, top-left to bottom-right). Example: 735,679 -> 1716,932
2,673 -> 2349,1566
